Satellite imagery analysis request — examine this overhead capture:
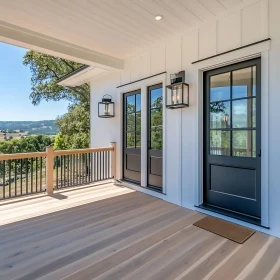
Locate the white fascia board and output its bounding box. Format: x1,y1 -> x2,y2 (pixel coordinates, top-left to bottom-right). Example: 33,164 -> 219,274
58,67 -> 110,87
0,20 -> 124,71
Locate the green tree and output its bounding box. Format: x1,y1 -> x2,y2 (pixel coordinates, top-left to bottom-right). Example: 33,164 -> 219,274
23,51 -> 90,149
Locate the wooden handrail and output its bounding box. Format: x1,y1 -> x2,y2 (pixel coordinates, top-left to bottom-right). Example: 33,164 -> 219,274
0,147 -> 115,161
0,152 -> 47,160
54,147 -> 114,156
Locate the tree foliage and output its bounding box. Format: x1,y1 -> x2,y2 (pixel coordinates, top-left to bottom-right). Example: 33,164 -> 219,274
23,51 -> 90,105
0,135 -> 54,154
23,51 -> 90,149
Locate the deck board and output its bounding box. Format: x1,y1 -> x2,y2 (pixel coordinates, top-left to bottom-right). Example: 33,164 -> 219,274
0,183 -> 279,280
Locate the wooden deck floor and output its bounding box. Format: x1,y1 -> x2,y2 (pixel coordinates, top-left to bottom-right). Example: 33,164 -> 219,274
0,183 -> 280,280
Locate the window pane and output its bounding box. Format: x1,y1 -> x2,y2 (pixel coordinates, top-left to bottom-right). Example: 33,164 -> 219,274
232,67 -> 253,99
136,112 -> 141,131
151,108 -> 162,128
136,94 -> 141,112
136,131 -> 141,148
150,128 -> 162,150
210,72 -> 230,102
210,101 -> 230,129
126,95 -> 135,113
151,88 -> 162,108
126,132 -> 135,148
210,130 -> 230,156
126,113 -> 135,131
232,99 -> 254,128
233,130 -> 255,157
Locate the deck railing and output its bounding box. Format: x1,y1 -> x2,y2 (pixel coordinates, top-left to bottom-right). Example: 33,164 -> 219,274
0,143 -> 116,200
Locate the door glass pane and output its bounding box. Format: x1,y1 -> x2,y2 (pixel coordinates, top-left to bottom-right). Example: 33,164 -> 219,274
232,67 -> 253,99
233,130 -> 255,157
151,108 -> 162,128
150,128 -> 162,150
252,130 -> 256,157
126,113 -> 135,131
252,97 -> 256,127
210,130 -> 230,156
210,101 -> 230,129
252,66 -> 256,96
232,99 -> 254,128
210,72 -> 230,102
136,94 -> 141,112
151,88 -> 163,108
136,131 -> 141,148
126,132 -> 135,148
127,95 -> 135,113
136,112 -> 141,131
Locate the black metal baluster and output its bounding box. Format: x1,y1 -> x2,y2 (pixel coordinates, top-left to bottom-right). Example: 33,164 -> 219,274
67,155 -> 69,187
25,158 -> 28,194
3,161 -> 5,199
31,157 -> 33,193
40,157 -> 42,191
35,157 -> 38,193
55,157 -> 58,189
85,153 -> 88,184
99,152 -> 101,181
15,159 -> 17,197
8,160 -> 11,198
60,156 -> 63,188
20,159 -> 23,195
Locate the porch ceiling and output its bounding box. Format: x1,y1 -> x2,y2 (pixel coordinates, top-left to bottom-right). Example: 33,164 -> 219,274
0,0 -> 248,61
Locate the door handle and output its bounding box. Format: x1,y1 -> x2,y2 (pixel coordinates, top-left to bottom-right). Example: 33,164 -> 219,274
258,149 -> 261,157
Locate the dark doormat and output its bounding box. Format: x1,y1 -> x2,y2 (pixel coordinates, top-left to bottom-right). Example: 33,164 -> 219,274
193,216 -> 256,244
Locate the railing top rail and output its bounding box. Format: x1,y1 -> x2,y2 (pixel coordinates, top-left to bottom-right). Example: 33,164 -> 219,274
0,146 -> 114,161
0,152 -> 47,161
54,147 -> 114,156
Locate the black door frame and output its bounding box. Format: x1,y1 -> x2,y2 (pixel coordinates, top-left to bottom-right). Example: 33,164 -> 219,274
202,58 -> 261,220
122,89 -> 142,184
147,83 -> 163,191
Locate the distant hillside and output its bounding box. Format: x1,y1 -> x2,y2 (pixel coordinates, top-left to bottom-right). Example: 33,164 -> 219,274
0,120 -> 59,135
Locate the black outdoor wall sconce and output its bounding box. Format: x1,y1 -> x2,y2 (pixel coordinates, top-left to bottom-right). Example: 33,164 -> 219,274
166,71 -> 189,109
98,94 -> 115,118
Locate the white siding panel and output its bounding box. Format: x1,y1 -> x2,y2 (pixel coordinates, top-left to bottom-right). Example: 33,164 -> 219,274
198,20 -> 217,59
150,44 -> 166,75
130,56 -> 140,82
139,52 -> 151,79
166,36 -> 182,73
217,11 -> 241,53
182,29 -> 199,68
120,59 -> 131,85
242,1 -> 264,45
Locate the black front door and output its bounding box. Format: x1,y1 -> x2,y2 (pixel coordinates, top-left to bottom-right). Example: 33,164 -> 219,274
123,91 -> 141,183
204,58 -> 261,219
147,84 -> 163,190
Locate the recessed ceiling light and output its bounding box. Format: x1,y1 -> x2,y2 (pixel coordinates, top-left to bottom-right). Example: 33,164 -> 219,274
155,15 -> 163,21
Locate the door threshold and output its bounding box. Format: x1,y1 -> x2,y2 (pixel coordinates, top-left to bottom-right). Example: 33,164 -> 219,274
195,204 -> 269,229
119,180 -> 164,194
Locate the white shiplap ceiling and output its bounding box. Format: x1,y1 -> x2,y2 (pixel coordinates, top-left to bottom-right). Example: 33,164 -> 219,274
0,0 -> 248,59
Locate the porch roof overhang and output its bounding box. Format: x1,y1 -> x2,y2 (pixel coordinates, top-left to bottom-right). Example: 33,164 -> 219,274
0,0 -> 257,86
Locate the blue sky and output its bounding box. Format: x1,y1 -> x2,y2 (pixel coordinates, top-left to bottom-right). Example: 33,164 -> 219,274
0,42 -> 70,121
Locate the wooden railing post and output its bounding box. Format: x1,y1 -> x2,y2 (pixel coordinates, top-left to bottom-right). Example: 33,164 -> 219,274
46,146 -> 54,195
111,142 -> 117,183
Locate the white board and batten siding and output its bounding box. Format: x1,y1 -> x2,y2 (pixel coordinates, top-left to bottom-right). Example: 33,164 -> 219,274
90,0 -> 280,238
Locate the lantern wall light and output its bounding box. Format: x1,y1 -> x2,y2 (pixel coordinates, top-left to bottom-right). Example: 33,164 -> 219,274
166,71 -> 189,109
98,94 -> 115,118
